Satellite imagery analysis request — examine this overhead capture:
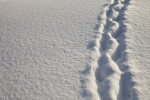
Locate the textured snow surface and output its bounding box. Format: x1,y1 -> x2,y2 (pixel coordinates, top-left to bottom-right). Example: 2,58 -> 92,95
0,0 -> 106,99
126,0 -> 150,99
0,0 -> 150,100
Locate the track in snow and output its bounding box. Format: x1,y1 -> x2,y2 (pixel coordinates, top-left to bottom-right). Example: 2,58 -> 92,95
87,0 -> 138,100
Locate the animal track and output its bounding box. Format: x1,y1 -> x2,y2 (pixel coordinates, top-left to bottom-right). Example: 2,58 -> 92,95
89,0 -> 138,100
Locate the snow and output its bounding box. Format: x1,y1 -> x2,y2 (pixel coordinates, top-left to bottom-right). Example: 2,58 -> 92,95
125,0 -> 150,99
0,0 -> 106,99
0,0 -> 150,100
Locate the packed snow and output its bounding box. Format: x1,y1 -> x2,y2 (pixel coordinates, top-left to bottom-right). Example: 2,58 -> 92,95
0,0 -> 150,100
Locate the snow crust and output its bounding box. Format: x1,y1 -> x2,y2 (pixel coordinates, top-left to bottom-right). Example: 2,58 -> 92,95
0,0 -> 106,99
125,0 -> 150,99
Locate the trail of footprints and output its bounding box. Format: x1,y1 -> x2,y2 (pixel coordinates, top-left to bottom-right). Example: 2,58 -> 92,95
93,0 -> 136,100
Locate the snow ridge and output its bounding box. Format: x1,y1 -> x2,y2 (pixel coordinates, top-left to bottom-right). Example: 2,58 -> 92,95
87,0 -> 137,100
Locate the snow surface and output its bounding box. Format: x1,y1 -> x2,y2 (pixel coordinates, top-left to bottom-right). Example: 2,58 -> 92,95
0,0 -> 150,100
125,0 -> 150,99
0,0 -> 106,99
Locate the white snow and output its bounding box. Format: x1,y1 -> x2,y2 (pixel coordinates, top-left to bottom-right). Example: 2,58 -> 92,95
0,0 -> 106,99
125,0 -> 150,99
0,0 -> 150,100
